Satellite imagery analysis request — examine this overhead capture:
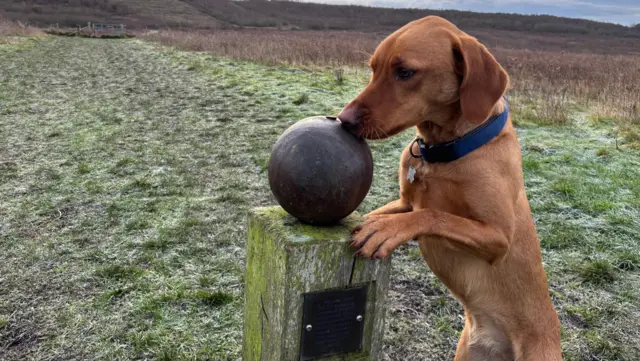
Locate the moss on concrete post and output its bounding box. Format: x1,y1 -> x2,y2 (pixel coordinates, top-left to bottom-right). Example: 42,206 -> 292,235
243,206 -> 391,361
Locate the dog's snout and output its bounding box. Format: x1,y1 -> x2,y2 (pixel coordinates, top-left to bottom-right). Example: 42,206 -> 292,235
338,106 -> 362,131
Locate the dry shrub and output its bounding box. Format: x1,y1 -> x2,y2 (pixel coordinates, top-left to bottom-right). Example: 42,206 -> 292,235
511,92 -> 571,126
495,49 -> 640,125
333,68 -> 345,85
0,18 -> 45,39
141,29 -> 639,132
139,29 -> 379,67
44,27 -> 133,39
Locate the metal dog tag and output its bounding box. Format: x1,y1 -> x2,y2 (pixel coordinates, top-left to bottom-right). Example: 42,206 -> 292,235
407,166 -> 417,184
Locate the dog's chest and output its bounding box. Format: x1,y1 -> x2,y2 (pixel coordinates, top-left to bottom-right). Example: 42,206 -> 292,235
400,158 -> 461,212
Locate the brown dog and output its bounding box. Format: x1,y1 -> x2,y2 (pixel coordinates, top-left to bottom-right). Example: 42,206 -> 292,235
338,16 -> 562,361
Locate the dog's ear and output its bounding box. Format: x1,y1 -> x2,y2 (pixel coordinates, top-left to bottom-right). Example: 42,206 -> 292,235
453,35 -> 509,124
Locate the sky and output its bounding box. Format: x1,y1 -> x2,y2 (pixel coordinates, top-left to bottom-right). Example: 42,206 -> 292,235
296,0 -> 640,26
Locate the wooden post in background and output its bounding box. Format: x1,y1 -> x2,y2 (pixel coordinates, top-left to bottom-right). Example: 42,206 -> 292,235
243,207 -> 391,361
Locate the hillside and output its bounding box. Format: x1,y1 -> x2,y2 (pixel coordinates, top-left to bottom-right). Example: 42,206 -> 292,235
0,0 -> 221,28
2,0 -> 639,38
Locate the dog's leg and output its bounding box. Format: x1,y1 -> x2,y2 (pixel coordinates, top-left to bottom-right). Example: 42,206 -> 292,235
351,209 -> 510,263
454,316 -> 471,361
365,199 -> 412,217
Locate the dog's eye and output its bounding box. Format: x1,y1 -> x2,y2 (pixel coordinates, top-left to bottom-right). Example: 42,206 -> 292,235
395,67 -> 415,81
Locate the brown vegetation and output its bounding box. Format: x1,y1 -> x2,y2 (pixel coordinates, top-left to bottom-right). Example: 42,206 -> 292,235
499,49 -> 640,128
140,29 -> 379,67
5,1 -> 640,56
141,29 -> 640,131
0,17 -> 45,39
44,27 -> 134,39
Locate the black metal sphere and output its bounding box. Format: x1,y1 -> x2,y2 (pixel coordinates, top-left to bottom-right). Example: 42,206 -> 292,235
268,116 -> 374,225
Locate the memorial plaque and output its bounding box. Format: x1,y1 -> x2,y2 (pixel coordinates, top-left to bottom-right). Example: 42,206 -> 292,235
300,286 -> 367,361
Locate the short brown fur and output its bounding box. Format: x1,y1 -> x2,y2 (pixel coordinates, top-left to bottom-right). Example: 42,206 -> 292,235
339,16 -> 562,361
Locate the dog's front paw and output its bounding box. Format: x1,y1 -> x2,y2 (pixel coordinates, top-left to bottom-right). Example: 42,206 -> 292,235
350,214 -> 411,260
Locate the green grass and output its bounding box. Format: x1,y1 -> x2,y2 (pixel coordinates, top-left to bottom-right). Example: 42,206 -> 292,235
292,93 -> 309,105
0,36 -> 639,361
575,259 -> 618,285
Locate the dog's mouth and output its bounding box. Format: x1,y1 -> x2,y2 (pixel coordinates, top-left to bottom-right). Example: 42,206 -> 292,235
342,124 -> 376,140
339,120 -> 364,139
339,115 -> 403,141
357,124 -> 403,140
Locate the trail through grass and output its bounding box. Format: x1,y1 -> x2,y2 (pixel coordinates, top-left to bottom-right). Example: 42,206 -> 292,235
0,37 -> 638,361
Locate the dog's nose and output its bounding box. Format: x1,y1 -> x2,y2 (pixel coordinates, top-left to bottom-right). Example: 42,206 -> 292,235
338,106 -> 362,131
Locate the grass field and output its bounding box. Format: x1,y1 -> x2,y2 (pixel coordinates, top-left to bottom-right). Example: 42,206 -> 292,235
1,35 -> 639,361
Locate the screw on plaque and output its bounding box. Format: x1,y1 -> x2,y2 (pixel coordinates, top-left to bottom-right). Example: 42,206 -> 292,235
305,324 -> 313,331
356,315 -> 363,322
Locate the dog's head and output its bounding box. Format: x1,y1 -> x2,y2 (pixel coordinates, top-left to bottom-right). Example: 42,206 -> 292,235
338,16 -> 509,139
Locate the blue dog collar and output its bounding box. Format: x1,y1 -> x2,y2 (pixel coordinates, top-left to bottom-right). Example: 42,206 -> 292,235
411,99 -> 509,163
